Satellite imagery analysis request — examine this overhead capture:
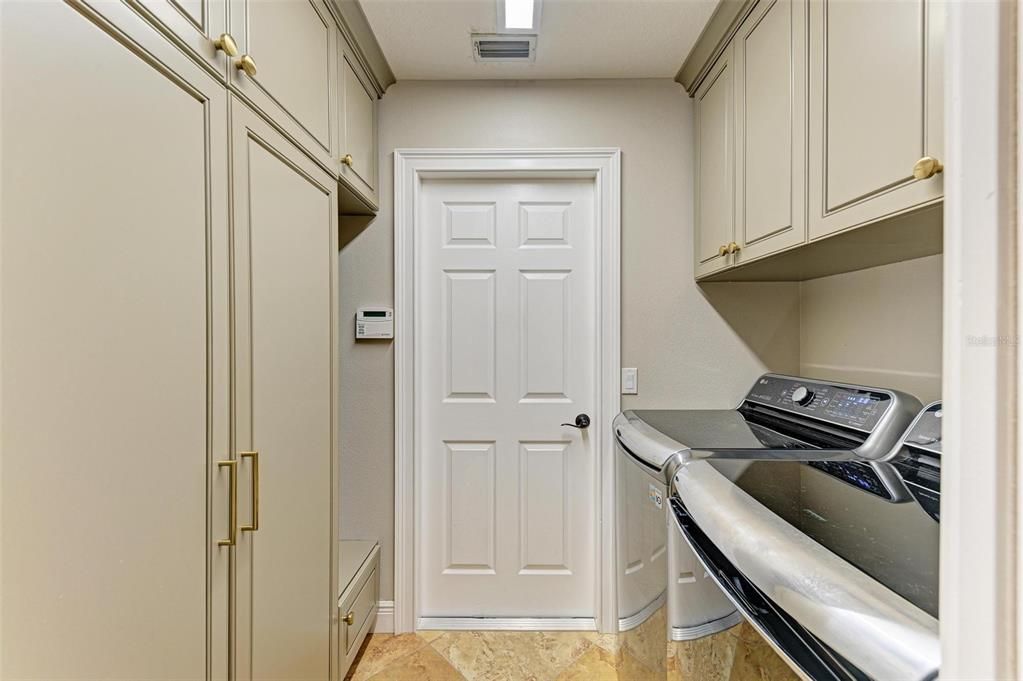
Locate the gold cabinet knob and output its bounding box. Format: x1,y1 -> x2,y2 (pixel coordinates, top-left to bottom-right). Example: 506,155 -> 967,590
342,611 -> 355,626
235,54 -> 258,78
913,156 -> 944,180
213,33 -> 238,57
727,242 -> 741,254
342,154 -> 354,167
717,244 -> 728,257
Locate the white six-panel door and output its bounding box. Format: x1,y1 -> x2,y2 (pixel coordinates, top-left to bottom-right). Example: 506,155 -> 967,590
417,178 -> 598,621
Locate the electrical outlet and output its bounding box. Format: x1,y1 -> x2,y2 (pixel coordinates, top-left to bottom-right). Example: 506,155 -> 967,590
622,368 -> 638,395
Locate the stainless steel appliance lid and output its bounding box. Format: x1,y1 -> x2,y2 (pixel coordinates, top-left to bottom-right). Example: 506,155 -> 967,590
672,461 -> 939,681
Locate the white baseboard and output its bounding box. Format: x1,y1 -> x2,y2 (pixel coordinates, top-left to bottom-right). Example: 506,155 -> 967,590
372,601 -> 394,633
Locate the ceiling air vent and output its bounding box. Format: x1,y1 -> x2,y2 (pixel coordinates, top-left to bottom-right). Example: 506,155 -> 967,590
472,34 -> 537,63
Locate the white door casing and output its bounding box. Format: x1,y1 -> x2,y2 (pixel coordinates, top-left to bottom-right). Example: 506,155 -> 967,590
394,150 -> 621,633
418,178 -> 596,622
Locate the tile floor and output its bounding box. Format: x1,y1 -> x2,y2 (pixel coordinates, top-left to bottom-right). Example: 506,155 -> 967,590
344,620 -> 799,681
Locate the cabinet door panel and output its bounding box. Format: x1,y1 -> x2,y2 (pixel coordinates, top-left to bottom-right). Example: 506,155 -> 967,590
231,100 -> 339,681
734,0 -> 807,263
1,2 -> 230,678
229,0 -> 337,171
809,0 -> 943,239
694,47 -> 735,278
133,0 -> 229,77
339,48 -> 378,205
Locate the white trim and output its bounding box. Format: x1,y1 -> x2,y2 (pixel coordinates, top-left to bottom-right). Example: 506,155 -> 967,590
617,591 -> 666,632
942,2 -> 1019,678
371,601 -> 394,634
670,610 -> 744,641
416,617 -> 597,632
393,148 -> 622,634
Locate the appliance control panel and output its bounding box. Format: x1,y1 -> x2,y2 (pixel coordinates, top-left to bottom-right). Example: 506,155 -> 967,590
901,402 -> 942,455
744,375 -> 893,432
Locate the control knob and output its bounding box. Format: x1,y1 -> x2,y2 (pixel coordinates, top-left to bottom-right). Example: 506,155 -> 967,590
791,386 -> 815,406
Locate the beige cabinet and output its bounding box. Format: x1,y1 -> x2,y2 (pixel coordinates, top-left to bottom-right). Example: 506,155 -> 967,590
733,0 -> 808,264
338,41 -> 380,208
0,2 -> 231,678
339,541 -> 381,677
230,100 -> 341,681
133,0 -> 231,76
807,0 -> 944,239
694,45 -> 735,278
2,4 -> 340,679
227,0 -> 338,171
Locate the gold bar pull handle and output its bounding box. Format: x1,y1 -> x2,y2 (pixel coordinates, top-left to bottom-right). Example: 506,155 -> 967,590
240,451 -> 260,532
217,460 -> 238,546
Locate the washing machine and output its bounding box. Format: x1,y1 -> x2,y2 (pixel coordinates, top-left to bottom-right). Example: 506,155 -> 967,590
614,410 -> 741,639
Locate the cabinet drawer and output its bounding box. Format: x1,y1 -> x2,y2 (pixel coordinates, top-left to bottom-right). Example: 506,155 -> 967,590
341,567 -> 378,655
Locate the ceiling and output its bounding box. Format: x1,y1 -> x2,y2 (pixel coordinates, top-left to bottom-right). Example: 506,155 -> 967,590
359,0 -> 718,80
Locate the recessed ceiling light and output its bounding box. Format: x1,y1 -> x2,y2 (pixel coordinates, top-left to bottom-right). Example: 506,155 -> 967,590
504,0 -> 534,29
499,0 -> 542,32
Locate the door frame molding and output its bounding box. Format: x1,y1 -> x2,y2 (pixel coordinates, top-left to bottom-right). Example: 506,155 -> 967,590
393,148 -> 622,633
940,2 -> 1020,677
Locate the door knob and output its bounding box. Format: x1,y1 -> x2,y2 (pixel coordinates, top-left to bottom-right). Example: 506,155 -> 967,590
913,156 -> 944,180
727,242 -> 741,254
561,414 -> 591,429
342,154 -> 354,167
717,244 -> 728,257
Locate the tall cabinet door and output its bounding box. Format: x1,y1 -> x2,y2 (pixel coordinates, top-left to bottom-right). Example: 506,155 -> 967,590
230,99 -> 340,681
733,0 -> 807,264
808,0 -> 944,239
1,2 -> 230,679
228,0 -> 337,171
694,45 -> 736,278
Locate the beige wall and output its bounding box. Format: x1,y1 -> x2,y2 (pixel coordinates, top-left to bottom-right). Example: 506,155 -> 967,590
799,254 -> 943,403
339,79 -> 802,600
340,79 -> 944,602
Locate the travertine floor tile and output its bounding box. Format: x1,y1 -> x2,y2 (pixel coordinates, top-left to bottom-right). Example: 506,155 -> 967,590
366,645 -> 466,681
728,622 -> 799,681
667,627 -> 738,681
346,633 -> 431,681
554,645 -> 619,681
429,631 -> 542,681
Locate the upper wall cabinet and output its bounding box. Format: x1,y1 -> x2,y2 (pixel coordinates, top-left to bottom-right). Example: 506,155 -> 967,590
694,46 -> 735,279
227,0 -> 338,171
132,0 -> 230,77
694,0 -> 807,278
338,40 -> 380,210
688,0 -> 943,281
808,0 -> 944,239
733,0 -> 807,264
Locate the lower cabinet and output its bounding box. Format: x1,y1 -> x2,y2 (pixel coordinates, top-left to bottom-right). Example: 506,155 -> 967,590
339,542 -> 382,678
1,4 -> 339,679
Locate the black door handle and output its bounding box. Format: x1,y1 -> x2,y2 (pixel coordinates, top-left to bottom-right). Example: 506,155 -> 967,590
561,414 -> 590,429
